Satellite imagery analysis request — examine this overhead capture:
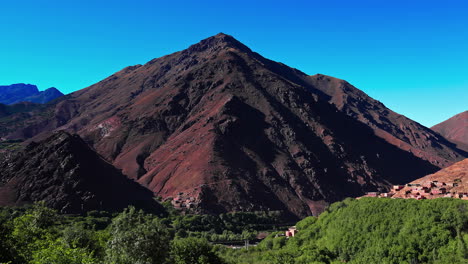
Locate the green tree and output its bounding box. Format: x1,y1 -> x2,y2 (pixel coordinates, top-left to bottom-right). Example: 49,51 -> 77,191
170,237 -> 226,264
105,206 -> 170,264
10,202 -> 58,262
30,238 -> 96,264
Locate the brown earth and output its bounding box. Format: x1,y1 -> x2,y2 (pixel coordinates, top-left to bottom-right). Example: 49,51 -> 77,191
431,111 -> 468,152
0,33 -> 465,218
0,131 -> 164,214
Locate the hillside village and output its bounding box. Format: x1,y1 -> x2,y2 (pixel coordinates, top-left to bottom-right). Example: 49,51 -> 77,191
365,180 -> 468,200
364,158 -> 468,200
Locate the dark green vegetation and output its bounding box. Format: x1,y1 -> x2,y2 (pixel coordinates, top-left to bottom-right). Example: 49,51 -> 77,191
162,202 -> 287,242
2,198 -> 468,263
0,202 -> 285,264
223,198 -> 468,264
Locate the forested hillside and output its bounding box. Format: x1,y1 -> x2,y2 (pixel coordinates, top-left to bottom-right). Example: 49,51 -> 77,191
2,198 -> 468,263
222,198 -> 468,264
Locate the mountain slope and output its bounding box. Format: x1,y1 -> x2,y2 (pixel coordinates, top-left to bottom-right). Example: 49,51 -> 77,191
0,131 -> 163,214
0,33 -> 465,217
0,84 -> 64,105
304,75 -> 466,167
431,111 -> 468,152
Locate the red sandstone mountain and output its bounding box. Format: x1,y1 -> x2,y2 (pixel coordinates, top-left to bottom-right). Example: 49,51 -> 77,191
431,111 -> 468,152
0,33 -> 465,217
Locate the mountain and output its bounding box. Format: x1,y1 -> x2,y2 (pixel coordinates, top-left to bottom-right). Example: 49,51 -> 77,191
0,131 -> 164,214
0,83 -> 64,105
0,33 -> 465,217
22,87 -> 64,104
304,75 -> 465,167
0,84 -> 38,104
431,111 -> 468,152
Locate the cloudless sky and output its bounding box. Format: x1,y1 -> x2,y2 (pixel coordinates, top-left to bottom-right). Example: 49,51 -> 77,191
0,0 -> 466,127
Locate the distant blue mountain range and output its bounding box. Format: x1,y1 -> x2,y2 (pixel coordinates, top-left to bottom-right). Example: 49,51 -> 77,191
0,83 -> 64,105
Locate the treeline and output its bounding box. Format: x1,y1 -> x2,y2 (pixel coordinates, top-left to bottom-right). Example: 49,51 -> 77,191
221,198 -> 468,264
3,198 -> 467,263
0,204 -> 229,263
0,202 -> 286,264
165,205 -> 287,242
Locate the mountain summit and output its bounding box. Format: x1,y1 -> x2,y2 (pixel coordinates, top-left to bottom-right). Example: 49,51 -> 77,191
0,83 -> 64,105
0,34 -> 465,217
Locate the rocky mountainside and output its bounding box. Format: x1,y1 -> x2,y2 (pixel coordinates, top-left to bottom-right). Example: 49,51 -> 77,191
431,111 -> 468,152
0,33 -> 465,217
304,75 -> 465,167
0,83 -> 63,105
0,131 -> 164,214
0,102 -> 41,118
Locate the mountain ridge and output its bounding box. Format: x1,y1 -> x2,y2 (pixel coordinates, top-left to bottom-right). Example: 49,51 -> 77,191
0,33 -> 465,217
0,83 -> 64,105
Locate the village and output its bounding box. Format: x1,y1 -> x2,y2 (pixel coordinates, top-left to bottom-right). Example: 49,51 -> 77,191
171,192 -> 200,210
364,179 -> 468,200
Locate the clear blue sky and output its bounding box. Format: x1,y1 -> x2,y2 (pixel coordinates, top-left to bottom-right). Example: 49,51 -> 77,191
0,0 -> 466,127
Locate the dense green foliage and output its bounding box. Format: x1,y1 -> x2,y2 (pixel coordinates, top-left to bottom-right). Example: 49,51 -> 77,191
3,198 -> 468,263
105,207 -> 170,264
0,202 -> 286,264
0,204 -> 232,264
170,237 -> 226,264
222,198 -> 468,264
167,209 -> 286,242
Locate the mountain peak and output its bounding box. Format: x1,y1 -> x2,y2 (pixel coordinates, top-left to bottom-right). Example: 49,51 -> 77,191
186,33 -> 252,54
0,84 -> 63,105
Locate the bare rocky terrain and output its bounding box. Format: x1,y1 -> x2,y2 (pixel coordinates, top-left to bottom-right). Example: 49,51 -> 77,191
0,33 -> 465,217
